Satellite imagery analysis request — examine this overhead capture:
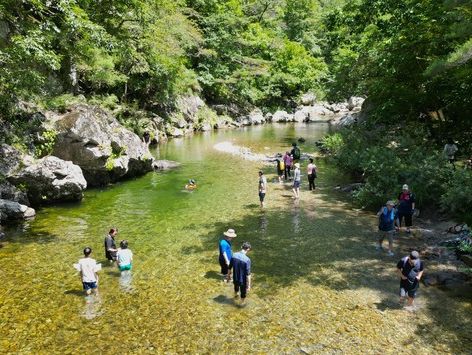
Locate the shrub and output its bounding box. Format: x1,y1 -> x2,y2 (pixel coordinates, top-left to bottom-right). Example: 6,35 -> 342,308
440,169 -> 472,224
321,132 -> 344,155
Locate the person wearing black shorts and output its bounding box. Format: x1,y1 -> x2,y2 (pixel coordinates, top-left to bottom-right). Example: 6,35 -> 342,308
397,251 -> 424,310
397,184 -> 415,234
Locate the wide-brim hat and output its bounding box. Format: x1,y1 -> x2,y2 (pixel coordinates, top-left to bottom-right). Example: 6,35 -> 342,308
386,200 -> 395,206
402,184 -> 409,190
294,163 -> 300,168
223,229 -> 237,238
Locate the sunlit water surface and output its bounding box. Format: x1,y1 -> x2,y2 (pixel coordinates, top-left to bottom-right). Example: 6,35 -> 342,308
1,123 -> 471,353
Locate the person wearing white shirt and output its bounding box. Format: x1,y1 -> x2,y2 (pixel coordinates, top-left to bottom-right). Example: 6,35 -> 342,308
77,247 -> 100,295
117,240 -> 133,271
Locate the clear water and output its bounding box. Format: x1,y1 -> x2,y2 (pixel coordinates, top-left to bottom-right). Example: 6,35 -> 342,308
0,123 -> 470,353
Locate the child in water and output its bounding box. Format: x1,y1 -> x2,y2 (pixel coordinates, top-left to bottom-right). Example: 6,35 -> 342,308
185,179 -> 197,190
76,247 -> 101,295
116,240 -> 133,271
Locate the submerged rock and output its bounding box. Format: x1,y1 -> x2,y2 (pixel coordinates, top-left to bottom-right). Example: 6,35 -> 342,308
152,160 -> 181,171
49,105 -> 153,186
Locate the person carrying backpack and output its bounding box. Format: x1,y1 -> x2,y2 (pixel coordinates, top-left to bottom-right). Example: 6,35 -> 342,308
397,250 -> 424,310
376,200 -> 398,256
291,142 -> 301,163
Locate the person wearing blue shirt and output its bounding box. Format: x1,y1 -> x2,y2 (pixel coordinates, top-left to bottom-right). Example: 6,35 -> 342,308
376,200 -> 399,256
231,242 -> 252,303
219,228 -> 237,280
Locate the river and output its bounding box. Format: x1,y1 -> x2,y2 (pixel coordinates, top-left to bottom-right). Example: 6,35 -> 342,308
0,123 -> 470,353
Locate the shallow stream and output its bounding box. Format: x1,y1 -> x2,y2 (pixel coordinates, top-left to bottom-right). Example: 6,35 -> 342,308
1,123 -> 471,353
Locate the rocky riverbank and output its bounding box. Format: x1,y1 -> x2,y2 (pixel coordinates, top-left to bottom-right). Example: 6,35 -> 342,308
0,94 -> 365,225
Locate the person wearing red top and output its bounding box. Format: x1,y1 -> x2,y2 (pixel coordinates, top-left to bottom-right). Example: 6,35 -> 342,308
397,184 -> 416,234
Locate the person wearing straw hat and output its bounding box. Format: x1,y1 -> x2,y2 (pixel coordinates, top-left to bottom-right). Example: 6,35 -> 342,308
292,162 -> 301,199
219,229 -> 237,281
377,200 -> 399,256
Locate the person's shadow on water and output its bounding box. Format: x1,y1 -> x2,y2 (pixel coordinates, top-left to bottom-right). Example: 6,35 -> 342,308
213,294 -> 246,308
205,271 -> 223,280
64,289 -> 84,297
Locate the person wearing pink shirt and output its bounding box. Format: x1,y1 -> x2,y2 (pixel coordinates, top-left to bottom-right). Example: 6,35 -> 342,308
283,151 -> 293,181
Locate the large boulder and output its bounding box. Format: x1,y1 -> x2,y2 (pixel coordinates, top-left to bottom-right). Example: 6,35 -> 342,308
332,112 -> 360,127
0,199 -> 35,223
165,124 -> 184,138
272,111 -> 293,123
49,105 -> 153,186
293,109 -> 308,123
175,96 -> 205,122
0,181 -> 29,205
9,156 -> 87,205
300,93 -> 317,106
1,144 -> 86,206
248,109 -> 265,125
348,96 -> 365,111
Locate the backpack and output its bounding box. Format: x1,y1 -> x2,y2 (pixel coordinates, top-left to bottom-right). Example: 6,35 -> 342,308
293,147 -> 301,159
279,160 -> 285,170
379,207 -> 395,230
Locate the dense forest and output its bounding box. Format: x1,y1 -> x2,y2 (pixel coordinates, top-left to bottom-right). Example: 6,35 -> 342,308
0,0 -> 471,220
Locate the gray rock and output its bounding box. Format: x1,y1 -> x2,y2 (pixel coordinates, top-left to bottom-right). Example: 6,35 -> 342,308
0,181 -> 29,205
9,156 -> 87,205
166,124 -> 184,138
348,96 -> 365,111
50,105 -> 153,186
0,144 -> 24,177
248,109 -> 265,125
300,93 -> 317,106
272,111 -> 293,123
293,109 -> 308,123
332,112 -> 360,127
0,199 -> 36,222
200,123 -> 212,132
152,160 -> 181,171
175,96 -> 205,122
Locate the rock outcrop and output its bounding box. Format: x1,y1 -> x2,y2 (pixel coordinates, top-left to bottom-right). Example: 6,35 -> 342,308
49,105 -> 153,186
271,111 -> 293,123
347,96 -> 365,111
0,199 -> 35,223
1,144 -> 86,206
8,156 -> 87,205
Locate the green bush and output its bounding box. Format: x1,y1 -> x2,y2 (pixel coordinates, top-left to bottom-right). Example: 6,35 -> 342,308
44,94 -> 86,113
440,170 -> 472,224
321,132 -> 344,155
34,129 -> 57,158
326,124 -> 457,212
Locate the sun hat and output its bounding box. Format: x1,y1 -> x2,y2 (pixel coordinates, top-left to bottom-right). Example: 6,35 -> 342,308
294,163 -> 300,168
409,250 -> 420,259
386,200 -> 395,206
402,184 -> 409,190
223,229 -> 237,238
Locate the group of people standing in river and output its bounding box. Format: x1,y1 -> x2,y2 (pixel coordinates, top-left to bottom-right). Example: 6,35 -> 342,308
76,228 -> 133,295
260,142 -> 317,207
